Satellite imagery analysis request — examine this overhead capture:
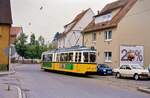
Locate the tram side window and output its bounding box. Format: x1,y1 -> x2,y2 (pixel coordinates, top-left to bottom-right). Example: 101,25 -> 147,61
79,53 -> 81,62
75,53 -> 78,62
60,53 -> 69,62
83,52 -> 88,62
60,53 -> 64,61
69,53 -> 73,62
90,52 -> 96,63
64,53 -> 69,62
75,52 -> 81,62
56,54 -> 60,62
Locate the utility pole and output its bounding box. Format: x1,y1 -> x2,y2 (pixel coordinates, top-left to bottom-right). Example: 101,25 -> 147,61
82,31 -> 84,46
8,45 -> 11,91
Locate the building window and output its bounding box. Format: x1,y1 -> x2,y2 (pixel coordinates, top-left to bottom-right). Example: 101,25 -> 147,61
104,30 -> 112,41
92,32 -> 96,42
104,52 -> 112,62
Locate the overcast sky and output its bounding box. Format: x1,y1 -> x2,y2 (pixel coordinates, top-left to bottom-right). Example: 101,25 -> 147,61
11,0 -> 116,43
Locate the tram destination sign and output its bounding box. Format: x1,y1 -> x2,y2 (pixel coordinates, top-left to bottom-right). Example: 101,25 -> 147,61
120,45 -> 144,66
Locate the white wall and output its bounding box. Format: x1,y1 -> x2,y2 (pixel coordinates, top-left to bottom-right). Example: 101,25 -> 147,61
64,9 -> 95,48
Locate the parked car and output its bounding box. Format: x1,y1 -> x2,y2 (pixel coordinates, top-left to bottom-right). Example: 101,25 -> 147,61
97,64 -> 113,75
113,65 -> 150,80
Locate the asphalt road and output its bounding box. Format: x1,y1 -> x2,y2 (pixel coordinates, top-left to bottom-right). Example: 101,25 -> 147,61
13,64 -> 150,98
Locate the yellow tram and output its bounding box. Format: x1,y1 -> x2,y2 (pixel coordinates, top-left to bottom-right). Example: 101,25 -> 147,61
41,46 -> 97,74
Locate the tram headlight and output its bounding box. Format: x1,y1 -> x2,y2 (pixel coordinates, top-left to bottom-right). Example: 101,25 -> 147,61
103,69 -> 106,72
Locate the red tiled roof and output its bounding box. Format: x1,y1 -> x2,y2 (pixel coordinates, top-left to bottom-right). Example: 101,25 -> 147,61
10,27 -> 23,37
0,0 -> 12,24
62,8 -> 91,38
98,0 -> 128,16
83,0 -> 137,33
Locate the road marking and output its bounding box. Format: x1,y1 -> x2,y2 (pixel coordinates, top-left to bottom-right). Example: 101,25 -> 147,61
14,86 -> 24,98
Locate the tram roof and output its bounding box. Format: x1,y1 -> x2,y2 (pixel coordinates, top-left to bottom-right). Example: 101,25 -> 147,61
43,46 -> 96,54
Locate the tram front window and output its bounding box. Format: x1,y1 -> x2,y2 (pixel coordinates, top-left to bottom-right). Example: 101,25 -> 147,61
47,54 -> 53,62
83,52 -> 88,62
42,55 -> 46,61
43,54 -> 53,62
83,52 -> 96,63
90,52 -> 96,63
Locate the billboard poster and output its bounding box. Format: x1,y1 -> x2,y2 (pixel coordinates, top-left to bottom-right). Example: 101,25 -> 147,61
120,45 -> 144,66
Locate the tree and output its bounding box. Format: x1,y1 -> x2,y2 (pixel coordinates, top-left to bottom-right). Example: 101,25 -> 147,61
14,33 -> 28,61
30,33 -> 36,45
38,35 -> 45,46
15,33 -> 53,62
48,43 -> 57,50
25,45 -> 37,59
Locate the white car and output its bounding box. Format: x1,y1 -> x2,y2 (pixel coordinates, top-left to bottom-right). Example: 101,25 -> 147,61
113,65 -> 150,80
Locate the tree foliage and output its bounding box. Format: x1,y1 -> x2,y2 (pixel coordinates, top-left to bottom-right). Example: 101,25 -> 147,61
30,33 -> 36,45
38,35 -> 45,46
14,33 -> 56,60
14,33 -> 28,59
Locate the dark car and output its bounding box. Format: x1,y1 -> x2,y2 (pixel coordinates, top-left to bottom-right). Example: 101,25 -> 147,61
97,64 -> 113,75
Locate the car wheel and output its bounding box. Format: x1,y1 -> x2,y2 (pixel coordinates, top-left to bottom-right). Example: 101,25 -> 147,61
134,74 -> 140,80
116,72 -> 121,78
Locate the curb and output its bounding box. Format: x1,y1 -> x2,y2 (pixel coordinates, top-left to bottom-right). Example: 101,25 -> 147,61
137,87 -> 150,94
0,64 -> 24,98
0,64 -> 16,76
14,86 -> 24,98
0,71 -> 15,76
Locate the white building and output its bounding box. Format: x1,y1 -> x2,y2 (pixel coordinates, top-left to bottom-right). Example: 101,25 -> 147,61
58,8 -> 94,48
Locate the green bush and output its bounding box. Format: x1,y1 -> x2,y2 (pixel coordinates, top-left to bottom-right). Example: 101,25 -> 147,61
0,64 -> 8,71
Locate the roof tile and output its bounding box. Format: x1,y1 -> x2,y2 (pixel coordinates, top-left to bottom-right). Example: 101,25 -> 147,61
84,0 -> 137,33
10,27 -> 23,37
62,8 -> 91,37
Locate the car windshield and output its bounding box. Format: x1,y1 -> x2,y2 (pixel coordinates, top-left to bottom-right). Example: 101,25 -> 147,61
131,65 -> 144,69
100,64 -> 109,68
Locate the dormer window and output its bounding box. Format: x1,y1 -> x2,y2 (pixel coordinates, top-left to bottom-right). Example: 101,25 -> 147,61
95,13 -> 112,24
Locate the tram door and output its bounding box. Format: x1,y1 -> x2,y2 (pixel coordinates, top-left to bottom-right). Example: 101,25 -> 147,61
75,52 -> 83,72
